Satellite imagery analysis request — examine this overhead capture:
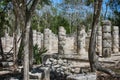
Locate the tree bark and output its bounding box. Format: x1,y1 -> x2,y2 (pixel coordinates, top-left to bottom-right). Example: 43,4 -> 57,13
23,16 -> 31,80
88,0 -> 103,72
18,31 -> 25,65
29,27 -> 33,70
12,0 -> 42,80
13,14 -> 18,70
0,37 -> 4,60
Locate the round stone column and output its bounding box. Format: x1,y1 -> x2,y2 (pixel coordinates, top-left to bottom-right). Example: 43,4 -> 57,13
43,28 -> 52,53
112,26 -> 119,53
96,26 -> 102,56
77,25 -> 86,55
58,26 -> 66,54
102,20 -> 112,57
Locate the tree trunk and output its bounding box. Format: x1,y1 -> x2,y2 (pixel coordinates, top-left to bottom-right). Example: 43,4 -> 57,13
29,27 -> 33,70
18,31 -> 25,65
13,15 -> 18,70
88,0 -> 116,76
0,37 -> 4,60
12,1 -> 39,80
23,15 -> 31,80
88,0 -> 102,72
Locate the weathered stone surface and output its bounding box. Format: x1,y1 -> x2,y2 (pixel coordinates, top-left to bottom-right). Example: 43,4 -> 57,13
43,28 -> 52,53
102,26 -> 111,32
102,48 -> 111,57
102,20 -> 112,57
77,25 -> 87,55
96,26 -> 102,56
103,40 -> 112,48
9,78 -> 19,80
102,33 -> 111,40
29,72 -> 42,79
58,26 -> 66,54
112,26 -> 119,53
1,62 -> 14,67
102,20 -> 111,26
43,67 -> 50,80
66,73 -> 96,80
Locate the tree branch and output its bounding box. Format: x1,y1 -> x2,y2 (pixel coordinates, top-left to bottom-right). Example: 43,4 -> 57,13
29,0 -> 39,14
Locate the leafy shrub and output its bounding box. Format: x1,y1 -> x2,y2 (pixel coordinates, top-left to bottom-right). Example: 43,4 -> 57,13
33,44 -> 47,64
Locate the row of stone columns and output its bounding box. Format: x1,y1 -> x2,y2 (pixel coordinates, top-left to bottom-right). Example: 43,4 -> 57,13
43,26 -> 87,55
43,21 -> 119,57
96,20 -> 120,57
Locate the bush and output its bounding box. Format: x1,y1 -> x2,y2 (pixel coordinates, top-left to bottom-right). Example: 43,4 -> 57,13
33,44 -> 47,64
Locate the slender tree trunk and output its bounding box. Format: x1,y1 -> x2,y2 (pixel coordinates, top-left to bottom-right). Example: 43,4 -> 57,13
88,0 -> 103,72
13,15 -> 18,70
18,31 -> 25,65
29,27 -> 33,70
12,1 -> 39,80
0,37 -> 4,60
23,15 -> 31,80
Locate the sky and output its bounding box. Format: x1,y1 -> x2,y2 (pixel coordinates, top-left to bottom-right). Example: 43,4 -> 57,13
51,0 -> 112,18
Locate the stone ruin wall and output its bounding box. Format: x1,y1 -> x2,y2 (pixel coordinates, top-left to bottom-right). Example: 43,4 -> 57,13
1,20 -> 120,57
1,29 -> 75,54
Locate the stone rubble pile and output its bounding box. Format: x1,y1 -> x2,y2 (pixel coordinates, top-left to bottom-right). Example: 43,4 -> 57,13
45,58 -> 77,75
29,56 -> 96,80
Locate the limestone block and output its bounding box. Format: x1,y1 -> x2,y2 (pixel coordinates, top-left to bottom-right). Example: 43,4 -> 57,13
113,36 -> 119,40
43,67 -> 50,80
102,20 -> 111,33
29,72 -> 42,80
103,40 -> 112,48
1,62 -> 14,67
113,39 -> 119,43
102,33 -> 111,40
43,28 -> 52,53
112,26 -> 119,53
102,20 -> 111,26
102,26 -> 111,32
66,73 -> 96,80
97,36 -> 102,40
113,31 -> 119,35
58,26 -> 66,54
77,25 -> 87,55
102,48 -> 111,57
113,45 -> 119,49
97,31 -> 102,36
113,26 -> 119,31
113,48 -> 119,53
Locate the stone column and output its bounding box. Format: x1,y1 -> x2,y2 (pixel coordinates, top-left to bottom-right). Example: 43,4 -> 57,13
96,26 -> 102,56
37,32 -> 43,48
33,30 -> 37,45
58,26 -> 66,54
112,26 -> 119,53
43,28 -> 52,53
102,20 -> 112,57
77,25 -> 86,55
